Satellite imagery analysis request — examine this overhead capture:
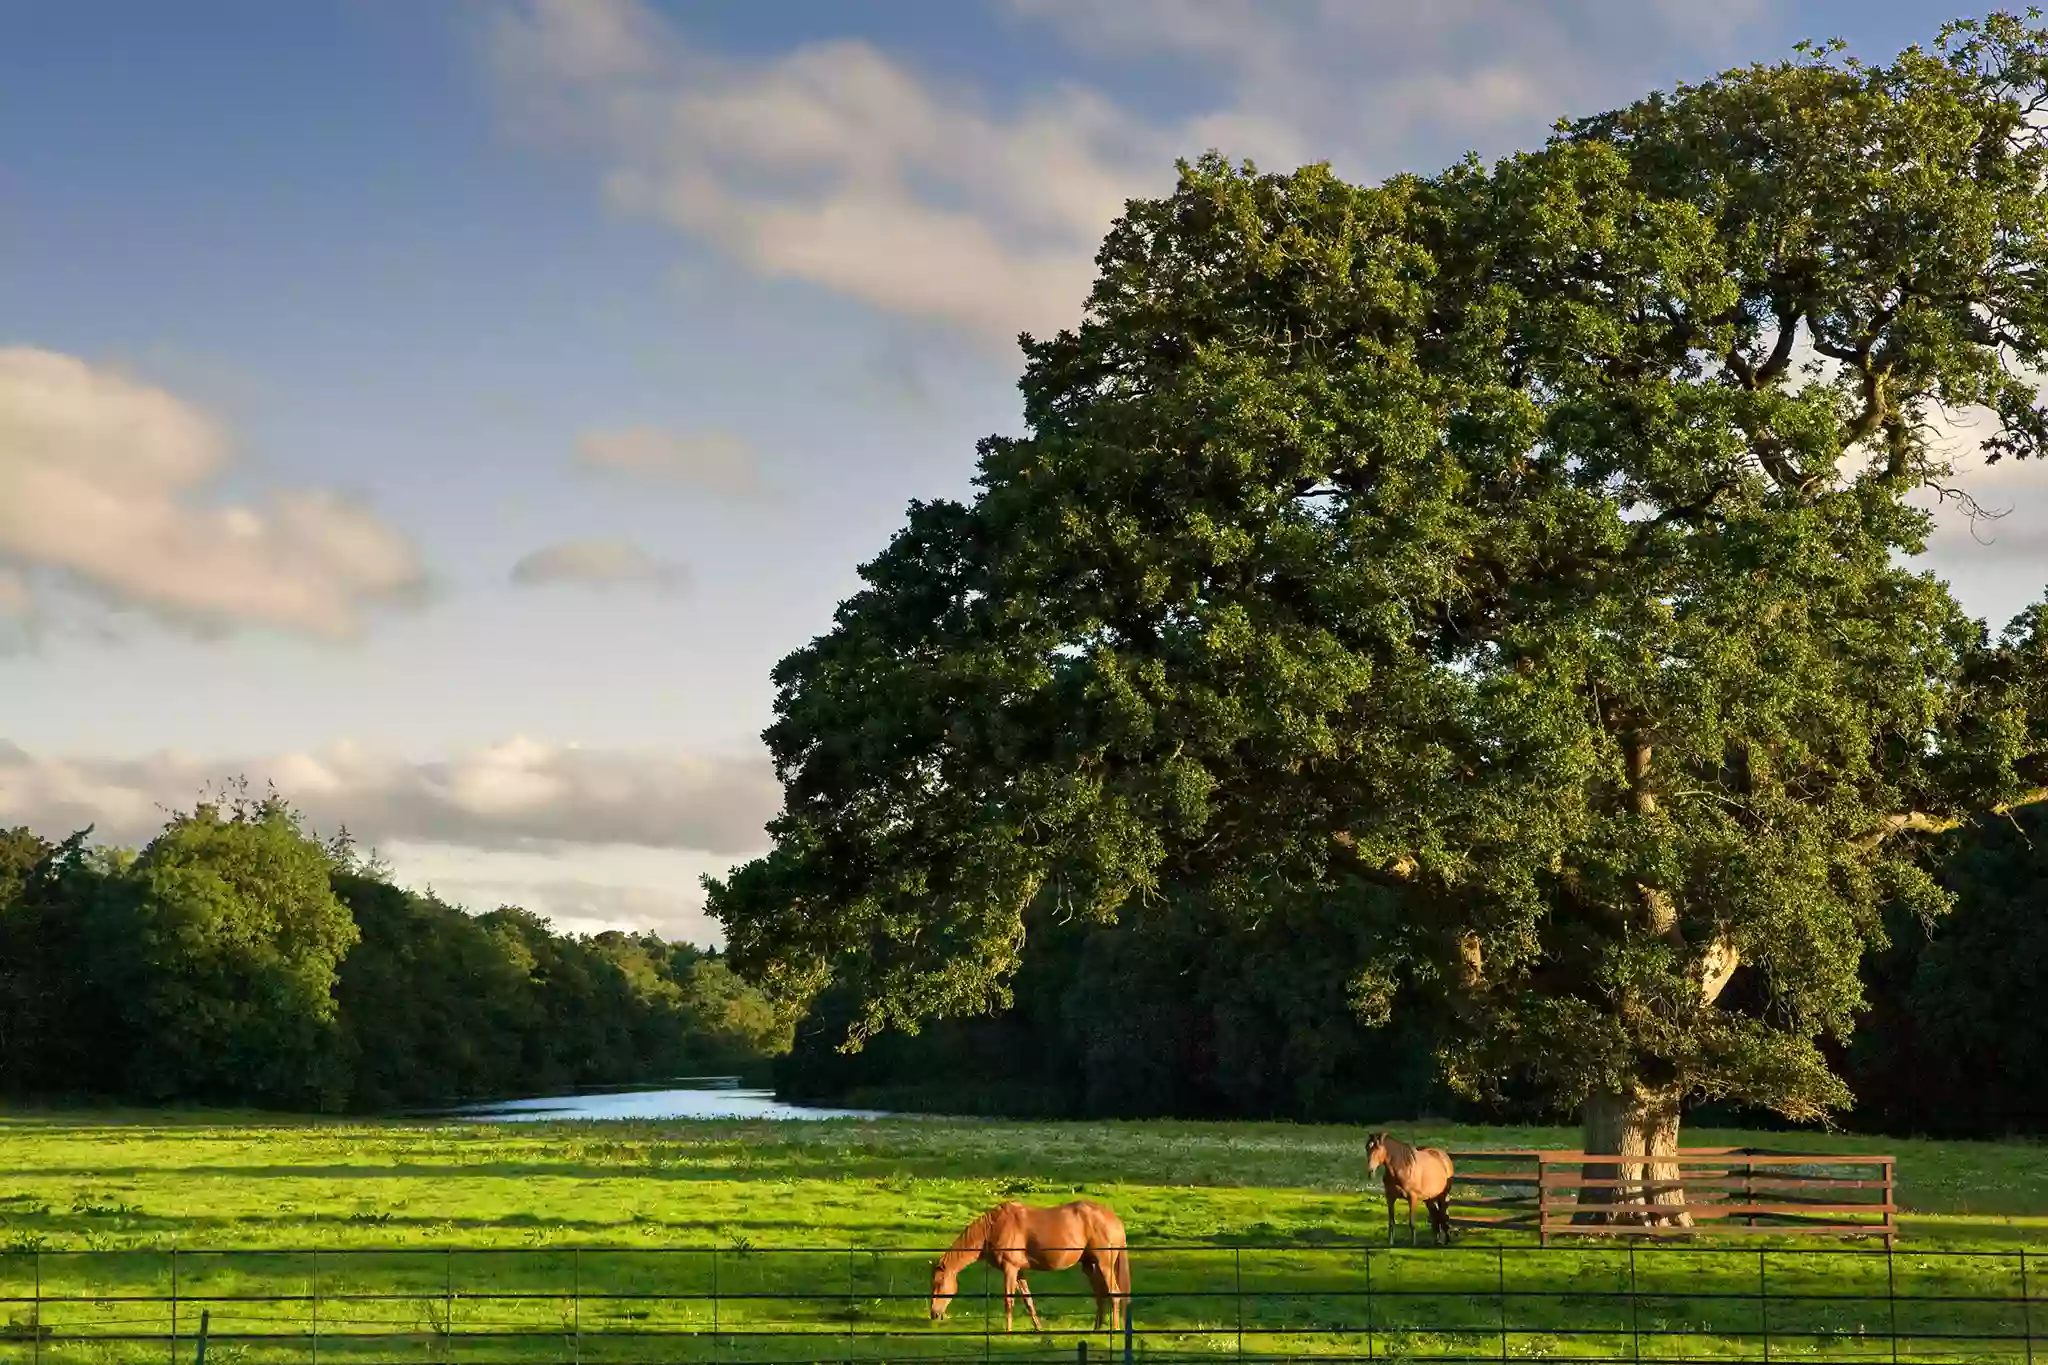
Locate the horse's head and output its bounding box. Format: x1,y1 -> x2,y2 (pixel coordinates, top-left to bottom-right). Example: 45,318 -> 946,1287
1365,1131 -> 1389,1176
929,1260 -> 955,1321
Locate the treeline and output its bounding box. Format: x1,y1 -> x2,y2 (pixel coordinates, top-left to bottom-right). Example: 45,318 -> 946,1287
779,806 -> 2048,1140
0,794 -> 789,1112
778,893 -> 1517,1125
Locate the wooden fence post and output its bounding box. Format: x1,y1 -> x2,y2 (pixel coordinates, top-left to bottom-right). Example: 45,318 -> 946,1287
1537,1156 -> 1550,1248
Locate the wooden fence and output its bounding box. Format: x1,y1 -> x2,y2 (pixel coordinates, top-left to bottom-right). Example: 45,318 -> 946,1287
1444,1147 -> 1897,1246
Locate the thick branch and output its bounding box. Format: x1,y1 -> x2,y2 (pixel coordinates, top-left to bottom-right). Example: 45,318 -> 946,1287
1626,738 -> 1656,816
1727,301 -> 1804,389
1853,786 -> 2048,852
1458,931 -> 1484,990
1697,936 -> 1740,1008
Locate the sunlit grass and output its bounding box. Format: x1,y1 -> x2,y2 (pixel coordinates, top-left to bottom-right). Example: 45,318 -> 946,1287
0,1109 -> 2042,1360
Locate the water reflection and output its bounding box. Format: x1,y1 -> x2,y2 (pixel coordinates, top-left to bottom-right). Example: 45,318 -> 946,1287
452,1082 -> 889,1123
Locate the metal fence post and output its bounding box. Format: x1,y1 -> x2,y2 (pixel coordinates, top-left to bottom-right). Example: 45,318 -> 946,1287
194,1309 -> 210,1365
1759,1249 -> 1770,1364
2023,1248 -> 2034,1365
169,1247 -> 178,1365
1365,1251 -> 1375,1362
1123,1289 -> 1133,1365
311,1251 -> 320,1365
1628,1245 -> 1640,1365
1886,1241 -> 1898,1365
572,1247 -> 581,1365
443,1247 -> 454,1364
1234,1245 -> 1243,1363
32,1249 -> 40,1365
1497,1245 -> 1508,1364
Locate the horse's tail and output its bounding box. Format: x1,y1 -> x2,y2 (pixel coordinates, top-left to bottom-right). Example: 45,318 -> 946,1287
1115,1244 -> 1131,1302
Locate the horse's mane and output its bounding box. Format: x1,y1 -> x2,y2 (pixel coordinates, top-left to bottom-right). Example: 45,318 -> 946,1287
947,1208 -> 1001,1252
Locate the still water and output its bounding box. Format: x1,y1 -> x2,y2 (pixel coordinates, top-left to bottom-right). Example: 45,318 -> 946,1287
452,1080 -> 889,1123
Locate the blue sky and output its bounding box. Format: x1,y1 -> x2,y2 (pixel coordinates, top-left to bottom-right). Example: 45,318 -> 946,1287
2,0 -> 2038,942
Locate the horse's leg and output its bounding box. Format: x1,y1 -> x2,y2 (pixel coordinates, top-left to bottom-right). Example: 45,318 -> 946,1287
1084,1258 -> 1107,1330
1385,1187 -> 1396,1246
1017,1271 -> 1044,1332
1408,1195 -> 1417,1246
1002,1263 -> 1018,1333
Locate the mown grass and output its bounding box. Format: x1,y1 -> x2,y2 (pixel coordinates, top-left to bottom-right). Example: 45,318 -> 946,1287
1,1109 -> 2043,1362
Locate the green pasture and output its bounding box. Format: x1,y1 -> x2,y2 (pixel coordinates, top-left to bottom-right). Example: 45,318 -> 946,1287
1,1111 -> 2043,1361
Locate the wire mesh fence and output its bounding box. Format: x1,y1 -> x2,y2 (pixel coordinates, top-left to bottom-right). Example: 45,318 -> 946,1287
0,1242 -> 2037,1364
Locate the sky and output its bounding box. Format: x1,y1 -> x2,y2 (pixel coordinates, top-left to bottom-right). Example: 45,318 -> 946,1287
3,0 -> 2044,945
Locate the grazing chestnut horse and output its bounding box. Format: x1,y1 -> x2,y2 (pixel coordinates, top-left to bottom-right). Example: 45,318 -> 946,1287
1367,1131 -> 1455,1246
928,1200 -> 1130,1332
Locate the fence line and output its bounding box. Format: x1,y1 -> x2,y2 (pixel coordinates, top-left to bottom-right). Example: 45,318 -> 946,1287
0,1241 -> 2037,1364
1445,1147 -> 1898,1246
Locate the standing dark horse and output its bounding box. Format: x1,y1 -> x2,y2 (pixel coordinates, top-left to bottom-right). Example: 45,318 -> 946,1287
1366,1131 -> 1455,1246
929,1200 -> 1130,1332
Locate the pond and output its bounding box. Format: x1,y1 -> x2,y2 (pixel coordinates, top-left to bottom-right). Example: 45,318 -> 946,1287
449,1079 -> 891,1123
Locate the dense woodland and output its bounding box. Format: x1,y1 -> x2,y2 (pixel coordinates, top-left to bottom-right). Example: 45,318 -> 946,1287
0,784 -> 2038,1136
0,795 -> 790,1112
777,802 -> 2048,1139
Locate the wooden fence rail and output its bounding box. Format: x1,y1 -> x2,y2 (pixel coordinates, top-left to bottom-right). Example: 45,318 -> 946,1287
1444,1146 -> 1896,1247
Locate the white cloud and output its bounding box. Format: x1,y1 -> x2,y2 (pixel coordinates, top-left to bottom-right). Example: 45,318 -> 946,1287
497,878 -> 719,942
574,426 -> 764,496
385,843 -> 727,944
1006,0 -> 1769,158
509,536 -> 688,592
0,347 -> 424,641
492,0 -> 1173,345
0,735 -> 778,859
490,1 -> 1776,347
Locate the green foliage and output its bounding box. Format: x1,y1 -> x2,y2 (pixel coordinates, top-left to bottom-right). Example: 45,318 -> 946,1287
709,14 -> 2048,1139
0,827 -> 131,1096
776,894 -> 1463,1123
0,802 -> 791,1112
1846,798 -> 2048,1135
119,795 -> 361,1108
331,873 -> 539,1109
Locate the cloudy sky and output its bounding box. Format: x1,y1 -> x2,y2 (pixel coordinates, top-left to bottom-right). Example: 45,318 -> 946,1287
3,0 -> 2042,944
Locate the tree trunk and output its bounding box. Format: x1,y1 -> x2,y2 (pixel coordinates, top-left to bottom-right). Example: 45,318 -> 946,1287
1571,1088 -> 1693,1228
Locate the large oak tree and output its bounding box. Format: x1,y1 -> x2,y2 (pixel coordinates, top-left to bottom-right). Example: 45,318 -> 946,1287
709,15 -> 2048,1207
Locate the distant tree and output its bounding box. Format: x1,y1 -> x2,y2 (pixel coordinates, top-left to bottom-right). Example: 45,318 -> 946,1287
331,872 -> 536,1109
0,827 -> 142,1097
670,954 -> 796,1066
1848,795 -> 2048,1136
711,14 -> 2048,1203
120,794 -> 359,1108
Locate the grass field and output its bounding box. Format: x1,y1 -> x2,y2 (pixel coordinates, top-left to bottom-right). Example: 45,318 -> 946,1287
1,1110 -> 2044,1362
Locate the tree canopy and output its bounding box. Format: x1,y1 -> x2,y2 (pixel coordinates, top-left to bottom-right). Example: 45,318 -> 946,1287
708,14 -> 2048,1158
0,798 -> 791,1111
